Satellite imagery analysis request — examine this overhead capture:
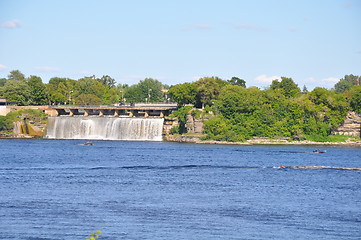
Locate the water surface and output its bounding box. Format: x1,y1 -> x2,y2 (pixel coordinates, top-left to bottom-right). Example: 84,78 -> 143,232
0,140 -> 360,239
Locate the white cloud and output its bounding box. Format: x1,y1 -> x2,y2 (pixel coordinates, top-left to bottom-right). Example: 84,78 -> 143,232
35,66 -> 60,72
301,77 -> 339,89
254,74 -> 281,83
234,24 -> 265,31
1,19 -> 21,28
0,64 -> 8,70
321,77 -> 339,83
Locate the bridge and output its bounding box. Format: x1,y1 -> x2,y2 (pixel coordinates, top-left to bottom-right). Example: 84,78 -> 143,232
50,103 -> 179,118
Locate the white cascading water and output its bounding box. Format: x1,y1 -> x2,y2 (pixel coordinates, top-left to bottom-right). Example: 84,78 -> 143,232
46,116 -> 164,141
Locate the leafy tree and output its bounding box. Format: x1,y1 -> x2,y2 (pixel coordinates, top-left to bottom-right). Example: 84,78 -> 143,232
47,77 -> 77,104
171,105 -> 193,133
76,77 -> 105,98
124,84 -> 143,102
2,80 -> 31,105
124,78 -> 164,103
0,78 -> 6,87
193,76 -> 227,108
7,70 -> 25,82
75,94 -> 102,105
102,86 -> 120,105
98,75 -> 116,88
0,116 -> 13,132
227,77 -> 246,87
334,74 -> 360,93
270,77 -> 301,98
216,85 -> 265,118
349,85 -> 361,113
168,82 -> 196,106
27,75 -> 48,105
302,85 -> 309,94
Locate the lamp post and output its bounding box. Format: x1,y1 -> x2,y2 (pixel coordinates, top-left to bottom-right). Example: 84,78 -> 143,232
68,90 -> 73,105
148,89 -> 152,104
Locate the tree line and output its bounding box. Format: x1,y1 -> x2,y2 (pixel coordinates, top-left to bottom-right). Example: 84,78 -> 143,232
0,70 -> 170,106
168,75 -> 361,142
1,70 -> 360,141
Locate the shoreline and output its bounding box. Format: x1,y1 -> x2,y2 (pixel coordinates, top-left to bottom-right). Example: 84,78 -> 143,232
1,134 -> 361,146
164,135 -> 361,146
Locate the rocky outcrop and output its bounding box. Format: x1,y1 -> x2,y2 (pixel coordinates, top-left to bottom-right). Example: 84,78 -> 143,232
163,116 -> 178,135
186,113 -> 204,133
332,112 -> 361,137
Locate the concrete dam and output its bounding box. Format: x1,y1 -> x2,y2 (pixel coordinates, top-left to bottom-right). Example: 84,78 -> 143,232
45,104 -> 178,141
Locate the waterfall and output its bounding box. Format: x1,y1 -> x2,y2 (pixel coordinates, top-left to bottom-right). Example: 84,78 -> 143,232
46,116 -> 164,141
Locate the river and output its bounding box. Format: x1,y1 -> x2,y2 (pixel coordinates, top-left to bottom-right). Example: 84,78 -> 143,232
0,139 -> 360,239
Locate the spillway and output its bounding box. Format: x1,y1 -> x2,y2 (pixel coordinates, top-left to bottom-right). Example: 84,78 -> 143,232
46,116 -> 164,141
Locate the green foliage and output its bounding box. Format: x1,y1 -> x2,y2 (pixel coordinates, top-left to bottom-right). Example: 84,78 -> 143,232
193,76 -> 228,108
171,106 -> 193,133
6,109 -> 46,121
0,116 -> 13,131
168,82 -> 196,106
0,78 -> 6,86
191,109 -> 202,119
170,126 -> 180,134
8,70 -> 25,82
47,77 -> 76,104
124,78 -> 165,103
98,75 -> 116,88
76,77 -> 105,99
334,74 -> 360,93
349,86 -> 361,113
75,94 -> 103,105
27,75 -> 48,105
227,77 -> 246,87
203,116 -> 247,142
2,79 -> 31,105
270,77 -> 301,98
202,84 -> 349,142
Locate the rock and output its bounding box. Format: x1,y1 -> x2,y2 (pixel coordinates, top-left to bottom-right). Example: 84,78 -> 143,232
332,111 -> 361,137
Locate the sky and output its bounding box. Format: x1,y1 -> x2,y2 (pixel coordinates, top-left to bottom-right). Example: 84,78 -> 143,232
0,0 -> 360,89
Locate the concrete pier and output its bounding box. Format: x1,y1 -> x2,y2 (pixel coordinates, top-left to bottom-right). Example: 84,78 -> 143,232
50,103 -> 178,118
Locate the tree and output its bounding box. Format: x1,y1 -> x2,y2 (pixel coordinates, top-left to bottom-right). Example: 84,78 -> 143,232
0,116 -> 13,132
334,74 -> 360,93
2,80 -> 31,105
75,94 -> 102,105
27,75 -> 48,105
193,76 -> 227,108
124,78 -> 164,103
168,82 -> 196,106
98,75 -> 116,88
270,77 -> 301,98
302,85 -> 309,94
76,77 -> 105,99
216,85 -> 265,118
7,70 -> 25,82
0,78 -> 6,87
349,86 -> 361,113
47,77 -> 77,104
227,77 -> 246,87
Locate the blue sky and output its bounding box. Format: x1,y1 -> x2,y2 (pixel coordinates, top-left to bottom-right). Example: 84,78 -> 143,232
0,0 -> 360,89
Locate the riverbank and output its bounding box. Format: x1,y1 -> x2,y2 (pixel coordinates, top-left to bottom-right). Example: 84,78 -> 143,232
164,134 -> 361,146
2,133 -> 361,146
